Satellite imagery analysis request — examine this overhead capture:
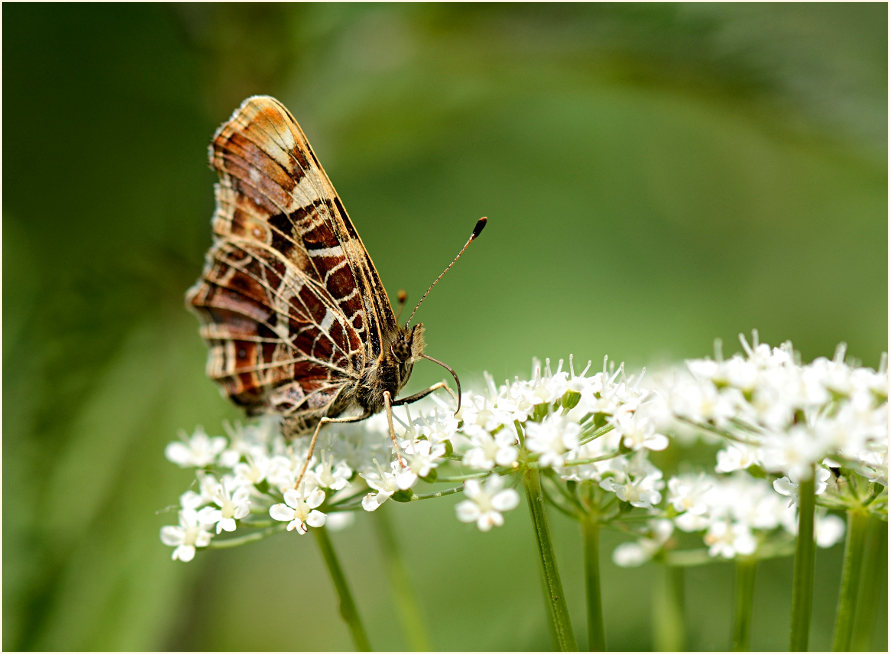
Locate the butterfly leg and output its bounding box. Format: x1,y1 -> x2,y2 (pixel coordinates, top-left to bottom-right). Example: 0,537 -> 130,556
392,381 -> 458,410
294,412 -> 371,489
383,390 -> 408,469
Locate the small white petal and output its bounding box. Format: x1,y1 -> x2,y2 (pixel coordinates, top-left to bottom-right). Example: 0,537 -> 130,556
455,500 -> 481,523
491,489 -> 520,512
477,512 -> 503,531
306,510 -> 327,528
172,545 -> 196,562
270,503 -> 296,522
612,543 -> 649,567
362,491 -> 391,512
282,489 -> 301,509
160,526 -> 183,547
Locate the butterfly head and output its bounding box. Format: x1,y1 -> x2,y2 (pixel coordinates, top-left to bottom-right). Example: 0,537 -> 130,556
390,324 -> 425,364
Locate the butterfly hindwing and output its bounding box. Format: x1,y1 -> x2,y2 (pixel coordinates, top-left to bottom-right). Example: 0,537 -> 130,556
187,96 -> 400,430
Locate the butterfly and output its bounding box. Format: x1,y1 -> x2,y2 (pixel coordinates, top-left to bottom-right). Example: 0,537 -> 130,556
186,95 -> 485,485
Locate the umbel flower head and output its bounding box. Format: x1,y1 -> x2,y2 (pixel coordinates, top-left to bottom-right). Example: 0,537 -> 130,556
612,333 -> 887,566
160,355 -> 667,561
160,336 -> 886,566
647,333 -> 887,490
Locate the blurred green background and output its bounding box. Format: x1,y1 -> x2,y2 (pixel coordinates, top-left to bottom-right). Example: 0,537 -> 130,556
3,3 -> 886,651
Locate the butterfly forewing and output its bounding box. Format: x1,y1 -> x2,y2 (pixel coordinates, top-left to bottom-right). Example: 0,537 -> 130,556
187,95 -> 400,432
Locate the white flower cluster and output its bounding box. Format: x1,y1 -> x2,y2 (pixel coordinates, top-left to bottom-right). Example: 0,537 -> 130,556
159,412 -> 447,560
446,357 -> 668,528
162,338 -> 882,564
160,356 -> 667,560
456,357 -> 668,494
611,333 -> 887,566
612,472 -> 846,567
649,333 -> 888,489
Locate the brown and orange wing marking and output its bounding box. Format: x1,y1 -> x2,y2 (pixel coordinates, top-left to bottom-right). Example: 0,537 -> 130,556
186,96 -> 398,431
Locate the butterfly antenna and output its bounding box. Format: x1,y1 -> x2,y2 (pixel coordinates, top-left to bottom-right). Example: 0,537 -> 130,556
395,289 -> 408,321
406,217 -> 487,326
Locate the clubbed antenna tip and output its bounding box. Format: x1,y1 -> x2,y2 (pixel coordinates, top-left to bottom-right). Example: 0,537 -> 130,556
472,216 -> 488,239
406,217 -> 489,326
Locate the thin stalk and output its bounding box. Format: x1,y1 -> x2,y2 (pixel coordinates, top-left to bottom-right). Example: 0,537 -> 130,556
523,466 -> 579,651
731,558 -> 757,651
652,564 -> 685,651
372,506 -> 432,651
789,471 -> 816,651
313,527 -> 371,651
582,516 -> 605,651
409,485 -> 463,501
207,523 -> 284,547
832,508 -> 868,651
434,471 -> 490,482
851,515 -> 888,651
560,453 -> 622,467
546,474 -> 587,514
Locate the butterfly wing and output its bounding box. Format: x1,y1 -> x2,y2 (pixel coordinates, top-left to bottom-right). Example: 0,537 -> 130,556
187,96 -> 398,427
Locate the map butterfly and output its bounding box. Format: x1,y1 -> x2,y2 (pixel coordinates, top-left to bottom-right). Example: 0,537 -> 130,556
186,96 -> 485,485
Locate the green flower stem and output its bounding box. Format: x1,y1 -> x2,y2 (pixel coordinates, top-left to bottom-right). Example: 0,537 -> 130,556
372,506 -> 432,651
560,453 -> 622,467
582,516 -> 605,651
523,466 -> 579,651
313,526 -> 371,652
731,558 -> 757,651
789,471 -> 816,651
546,476 -> 586,513
831,508 -> 869,651
434,471 -> 490,482
409,485 -> 463,501
578,424 -> 615,446
207,523 -> 284,547
851,515 -> 888,651
653,564 -> 685,651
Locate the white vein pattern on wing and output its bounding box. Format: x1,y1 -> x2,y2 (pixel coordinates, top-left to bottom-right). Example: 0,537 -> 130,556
210,174 -> 383,358
215,139 -> 332,243
212,180 -> 326,266
205,242 -> 361,377
213,143 -> 353,296
242,104 -> 328,212
321,257 -> 350,287
236,104 -> 385,309
199,325 -> 295,344
211,238 -> 363,364
274,382 -> 348,415
214,99 -> 391,353
215,114 -> 324,218
208,243 -> 366,357
306,244 -> 345,259
319,309 -> 336,334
